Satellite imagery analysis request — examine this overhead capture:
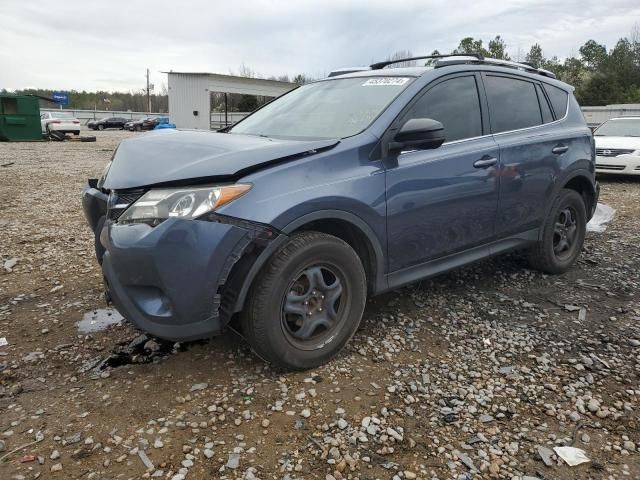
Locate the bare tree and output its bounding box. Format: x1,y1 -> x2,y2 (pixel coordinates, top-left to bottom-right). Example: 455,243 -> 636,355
385,50 -> 416,68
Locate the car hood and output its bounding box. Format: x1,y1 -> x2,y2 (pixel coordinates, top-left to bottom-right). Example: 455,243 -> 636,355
594,136 -> 640,150
102,129 -> 339,190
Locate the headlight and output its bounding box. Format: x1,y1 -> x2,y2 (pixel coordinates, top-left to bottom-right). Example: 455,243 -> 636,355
117,184 -> 251,225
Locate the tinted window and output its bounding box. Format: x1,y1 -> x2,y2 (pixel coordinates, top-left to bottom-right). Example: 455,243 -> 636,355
536,84 -> 554,124
405,75 -> 482,142
485,75 -> 541,133
544,84 -> 569,119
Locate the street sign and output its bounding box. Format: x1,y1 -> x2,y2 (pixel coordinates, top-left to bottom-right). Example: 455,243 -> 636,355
52,91 -> 69,106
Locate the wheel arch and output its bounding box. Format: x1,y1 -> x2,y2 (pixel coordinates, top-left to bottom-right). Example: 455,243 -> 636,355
228,210 -> 387,317
541,166 -> 597,241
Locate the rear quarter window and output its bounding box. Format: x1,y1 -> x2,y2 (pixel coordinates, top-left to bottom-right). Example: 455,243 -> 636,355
543,84 -> 569,119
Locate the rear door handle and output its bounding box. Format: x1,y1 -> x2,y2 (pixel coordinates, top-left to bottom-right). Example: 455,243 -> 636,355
473,157 -> 498,168
552,145 -> 569,155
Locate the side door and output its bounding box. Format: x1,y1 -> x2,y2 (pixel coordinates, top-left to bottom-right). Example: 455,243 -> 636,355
482,73 -> 572,237
384,73 -> 500,273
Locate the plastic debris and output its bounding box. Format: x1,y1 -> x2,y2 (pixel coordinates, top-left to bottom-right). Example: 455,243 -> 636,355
554,446 -> 590,466
0,337 -> 7,347
587,203 -> 616,233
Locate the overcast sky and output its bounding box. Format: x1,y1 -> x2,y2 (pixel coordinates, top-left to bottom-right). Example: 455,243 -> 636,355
2,0 -> 639,92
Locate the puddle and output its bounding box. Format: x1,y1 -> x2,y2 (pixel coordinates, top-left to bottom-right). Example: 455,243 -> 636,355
77,308 -> 124,333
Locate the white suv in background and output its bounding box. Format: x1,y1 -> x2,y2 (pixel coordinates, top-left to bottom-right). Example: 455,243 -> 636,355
594,117 -> 640,176
40,111 -> 81,136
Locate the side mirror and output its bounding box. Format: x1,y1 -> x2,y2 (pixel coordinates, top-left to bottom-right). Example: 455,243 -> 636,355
390,118 -> 445,152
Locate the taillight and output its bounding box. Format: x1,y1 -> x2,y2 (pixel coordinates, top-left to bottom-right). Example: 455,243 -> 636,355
73,120 -> 80,124
50,120 -> 61,124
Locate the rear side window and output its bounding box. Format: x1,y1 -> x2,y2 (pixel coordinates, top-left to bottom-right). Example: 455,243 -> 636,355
543,84 -> 569,119
536,84 -> 554,124
404,75 -> 483,142
485,76 -> 542,133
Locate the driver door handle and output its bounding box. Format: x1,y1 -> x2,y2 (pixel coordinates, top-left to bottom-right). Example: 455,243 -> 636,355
552,144 -> 569,155
473,156 -> 498,168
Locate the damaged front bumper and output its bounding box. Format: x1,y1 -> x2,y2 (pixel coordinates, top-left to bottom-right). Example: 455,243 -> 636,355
82,181 -> 280,341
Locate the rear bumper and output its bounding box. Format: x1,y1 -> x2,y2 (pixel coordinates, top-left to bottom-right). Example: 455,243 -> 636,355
596,155 -> 640,175
46,123 -> 80,132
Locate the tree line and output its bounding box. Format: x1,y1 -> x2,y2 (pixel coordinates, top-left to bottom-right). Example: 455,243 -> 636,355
442,31 -> 640,106
0,87 -> 170,113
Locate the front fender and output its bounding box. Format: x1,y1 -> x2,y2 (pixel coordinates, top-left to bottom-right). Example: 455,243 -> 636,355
231,209 -> 388,314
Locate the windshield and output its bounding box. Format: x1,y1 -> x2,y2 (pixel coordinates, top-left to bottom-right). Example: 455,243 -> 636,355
230,76 -> 414,139
51,112 -> 73,119
594,118 -> 640,137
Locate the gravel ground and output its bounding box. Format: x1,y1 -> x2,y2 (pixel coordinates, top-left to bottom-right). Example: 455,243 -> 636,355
0,131 -> 639,480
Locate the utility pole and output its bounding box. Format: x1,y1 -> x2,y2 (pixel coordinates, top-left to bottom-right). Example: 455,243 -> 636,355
146,68 -> 151,113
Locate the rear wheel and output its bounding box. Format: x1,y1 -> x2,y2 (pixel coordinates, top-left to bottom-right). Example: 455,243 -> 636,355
528,188 -> 586,274
241,232 -> 367,370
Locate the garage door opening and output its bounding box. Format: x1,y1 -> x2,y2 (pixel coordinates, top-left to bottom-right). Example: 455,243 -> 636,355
165,72 -> 296,130
210,92 -> 275,130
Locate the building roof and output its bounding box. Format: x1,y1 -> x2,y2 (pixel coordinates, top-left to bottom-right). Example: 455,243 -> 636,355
163,71 -> 296,88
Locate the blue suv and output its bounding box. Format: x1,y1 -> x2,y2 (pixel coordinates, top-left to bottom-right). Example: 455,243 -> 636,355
82,54 -> 598,370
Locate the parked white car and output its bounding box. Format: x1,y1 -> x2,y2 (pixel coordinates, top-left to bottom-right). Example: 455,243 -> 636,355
594,117 -> 640,176
40,111 -> 81,136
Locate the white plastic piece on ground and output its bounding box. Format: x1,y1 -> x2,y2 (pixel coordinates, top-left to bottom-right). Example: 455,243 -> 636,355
554,446 -> 590,466
0,337 -> 7,347
587,203 -> 616,233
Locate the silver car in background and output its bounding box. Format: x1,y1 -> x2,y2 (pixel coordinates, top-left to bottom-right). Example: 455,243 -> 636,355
594,117 -> 640,175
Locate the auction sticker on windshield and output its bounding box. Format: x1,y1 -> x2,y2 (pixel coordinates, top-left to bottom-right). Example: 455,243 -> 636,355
362,77 -> 410,86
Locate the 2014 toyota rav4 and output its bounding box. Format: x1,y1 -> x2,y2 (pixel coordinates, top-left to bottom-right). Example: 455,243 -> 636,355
82,54 -> 599,370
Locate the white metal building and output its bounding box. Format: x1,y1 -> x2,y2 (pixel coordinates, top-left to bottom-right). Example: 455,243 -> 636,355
166,72 -> 296,129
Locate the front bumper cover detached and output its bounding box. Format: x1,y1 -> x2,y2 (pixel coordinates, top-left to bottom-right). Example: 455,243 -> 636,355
82,181 -> 279,341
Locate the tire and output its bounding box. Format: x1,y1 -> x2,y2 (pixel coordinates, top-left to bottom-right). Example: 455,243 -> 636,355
527,188 -> 586,274
135,125 -> 142,132
98,124 -> 104,131
241,231 -> 367,370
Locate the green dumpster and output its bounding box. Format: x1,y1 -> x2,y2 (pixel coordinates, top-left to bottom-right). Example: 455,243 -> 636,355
0,95 -> 42,141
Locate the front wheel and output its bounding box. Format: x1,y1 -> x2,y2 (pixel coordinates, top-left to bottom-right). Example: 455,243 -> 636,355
241,232 -> 367,370
528,188 -> 586,274
97,124 -> 104,131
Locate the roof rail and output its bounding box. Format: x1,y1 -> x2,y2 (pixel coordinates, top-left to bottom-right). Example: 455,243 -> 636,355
370,53 -> 483,70
327,67 -> 371,77
434,56 -> 557,79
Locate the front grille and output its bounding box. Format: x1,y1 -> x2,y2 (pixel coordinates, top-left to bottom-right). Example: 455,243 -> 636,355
108,190 -> 144,220
595,164 -> 625,170
596,148 -> 635,157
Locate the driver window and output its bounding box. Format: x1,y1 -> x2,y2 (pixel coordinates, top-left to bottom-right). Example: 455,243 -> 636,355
404,75 -> 483,142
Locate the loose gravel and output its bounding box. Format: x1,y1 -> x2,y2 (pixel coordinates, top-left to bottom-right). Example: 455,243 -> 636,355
0,131 -> 639,479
